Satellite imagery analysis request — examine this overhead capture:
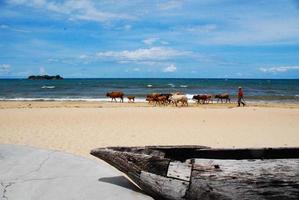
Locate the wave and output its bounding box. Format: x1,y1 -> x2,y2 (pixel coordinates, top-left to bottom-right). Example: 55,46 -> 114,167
147,84 -> 153,88
168,83 -> 175,87
41,86 -> 55,89
180,85 -> 188,88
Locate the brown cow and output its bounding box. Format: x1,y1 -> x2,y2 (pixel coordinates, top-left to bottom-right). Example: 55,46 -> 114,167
214,93 -> 230,103
193,94 -> 208,104
155,96 -> 168,106
193,94 -> 213,104
146,93 -> 161,104
106,91 -> 124,103
146,96 -> 155,104
127,96 -> 135,103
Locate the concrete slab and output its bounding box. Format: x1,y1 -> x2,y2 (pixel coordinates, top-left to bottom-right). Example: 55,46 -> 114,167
0,144 -> 153,200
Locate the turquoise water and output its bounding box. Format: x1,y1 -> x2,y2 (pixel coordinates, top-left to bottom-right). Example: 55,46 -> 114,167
0,78 -> 298,103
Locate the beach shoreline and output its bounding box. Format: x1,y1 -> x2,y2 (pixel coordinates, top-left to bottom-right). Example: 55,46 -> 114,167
1,101 -> 299,160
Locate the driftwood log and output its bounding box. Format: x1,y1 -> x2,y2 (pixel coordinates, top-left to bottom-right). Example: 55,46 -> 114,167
91,146 -> 299,200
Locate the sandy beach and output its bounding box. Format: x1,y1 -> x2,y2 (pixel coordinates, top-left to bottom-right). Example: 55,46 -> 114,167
1,101 -> 298,159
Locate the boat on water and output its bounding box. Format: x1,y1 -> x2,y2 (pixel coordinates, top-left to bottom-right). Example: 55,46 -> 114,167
91,145 -> 299,200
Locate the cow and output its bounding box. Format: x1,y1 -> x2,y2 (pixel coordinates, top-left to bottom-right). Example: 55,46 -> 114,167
155,95 -> 168,106
106,91 -> 124,103
193,94 -> 208,104
146,93 -> 161,104
127,96 -> 135,103
160,93 -> 172,105
146,96 -> 155,104
214,93 -> 230,103
170,93 -> 188,107
193,94 -> 213,104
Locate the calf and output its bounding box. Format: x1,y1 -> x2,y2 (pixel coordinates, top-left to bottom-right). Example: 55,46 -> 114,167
127,96 -> 135,103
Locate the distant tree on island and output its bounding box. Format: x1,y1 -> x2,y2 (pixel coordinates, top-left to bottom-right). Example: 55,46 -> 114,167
28,75 -> 63,80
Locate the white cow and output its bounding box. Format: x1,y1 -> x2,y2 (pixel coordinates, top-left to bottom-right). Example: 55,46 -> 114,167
170,93 -> 188,107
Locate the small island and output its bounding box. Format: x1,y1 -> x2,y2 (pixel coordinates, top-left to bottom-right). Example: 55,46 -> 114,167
28,75 -> 63,80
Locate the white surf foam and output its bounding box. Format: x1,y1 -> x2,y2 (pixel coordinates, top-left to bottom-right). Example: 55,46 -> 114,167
41,86 -> 55,89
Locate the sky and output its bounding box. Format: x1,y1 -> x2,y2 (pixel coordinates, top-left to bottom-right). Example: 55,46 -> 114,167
0,0 -> 299,78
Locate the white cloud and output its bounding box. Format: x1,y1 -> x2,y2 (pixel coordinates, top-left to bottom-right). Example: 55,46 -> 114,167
143,37 -> 159,45
163,64 -> 177,72
0,64 -> 11,72
7,0 -> 134,23
259,66 -> 299,73
96,47 -> 189,62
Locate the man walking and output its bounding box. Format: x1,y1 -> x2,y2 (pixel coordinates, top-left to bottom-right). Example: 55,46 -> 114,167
237,87 -> 246,107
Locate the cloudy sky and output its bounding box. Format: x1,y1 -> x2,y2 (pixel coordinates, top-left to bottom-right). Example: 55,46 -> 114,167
1,0 -> 299,78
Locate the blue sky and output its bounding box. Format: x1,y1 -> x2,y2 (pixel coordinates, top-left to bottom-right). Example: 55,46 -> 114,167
0,0 -> 299,78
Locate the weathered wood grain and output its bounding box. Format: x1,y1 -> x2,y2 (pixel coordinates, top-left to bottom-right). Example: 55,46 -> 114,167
140,171 -> 189,200
90,148 -> 170,185
91,146 -> 299,200
167,161 -> 192,182
187,159 -> 299,200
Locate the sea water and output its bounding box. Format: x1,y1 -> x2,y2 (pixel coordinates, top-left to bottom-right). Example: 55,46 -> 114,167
0,78 -> 298,103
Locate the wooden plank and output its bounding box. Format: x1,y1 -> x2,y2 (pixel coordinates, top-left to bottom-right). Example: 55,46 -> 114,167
186,159 -> 299,200
167,161 -> 192,181
140,171 -> 189,200
90,148 -> 170,185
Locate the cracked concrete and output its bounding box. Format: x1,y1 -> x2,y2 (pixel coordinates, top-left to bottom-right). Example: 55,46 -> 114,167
1,182 -> 15,200
0,144 -> 153,200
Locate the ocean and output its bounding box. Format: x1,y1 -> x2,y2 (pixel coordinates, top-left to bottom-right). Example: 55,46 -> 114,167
0,78 -> 298,103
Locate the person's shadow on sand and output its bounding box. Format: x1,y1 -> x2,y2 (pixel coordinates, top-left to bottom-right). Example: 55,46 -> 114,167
98,176 -> 143,193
